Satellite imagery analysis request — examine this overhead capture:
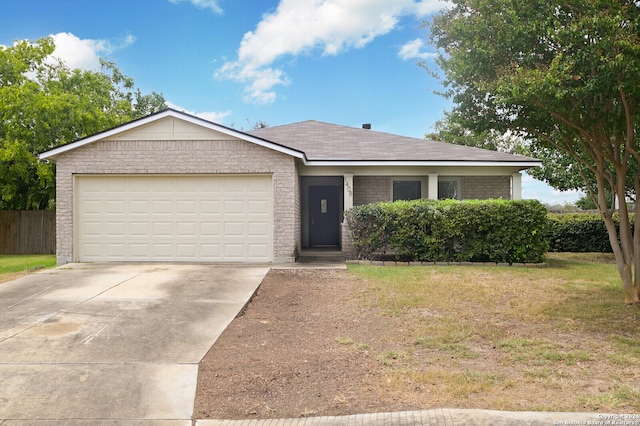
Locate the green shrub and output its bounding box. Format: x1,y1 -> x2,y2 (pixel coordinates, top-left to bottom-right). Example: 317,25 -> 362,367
545,213 -> 632,253
346,199 -> 548,263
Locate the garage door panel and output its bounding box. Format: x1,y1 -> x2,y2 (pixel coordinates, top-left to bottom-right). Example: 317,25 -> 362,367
223,222 -> 245,236
129,200 -> 150,214
176,244 -> 197,258
223,244 -> 245,259
248,200 -> 269,214
200,244 -> 220,258
176,200 -> 197,213
200,222 -> 220,236
129,222 -> 150,236
103,179 -> 124,193
82,200 -> 103,214
200,200 -> 221,214
248,244 -> 269,258
106,222 -> 127,237
249,222 -> 269,236
176,222 -> 197,236
105,243 -> 127,259
152,243 -> 173,257
152,200 -> 173,214
153,222 -> 173,236
76,175 -> 273,262
105,200 -> 126,214
223,200 -> 245,214
129,243 -> 151,259
82,222 -> 103,237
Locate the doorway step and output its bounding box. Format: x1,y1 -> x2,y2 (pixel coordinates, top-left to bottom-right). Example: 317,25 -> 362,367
297,248 -> 345,264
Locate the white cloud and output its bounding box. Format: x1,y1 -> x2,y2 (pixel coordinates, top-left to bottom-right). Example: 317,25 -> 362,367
168,0 -> 223,14
216,61 -> 290,105
398,38 -> 437,60
412,0 -> 451,17
166,101 -> 232,124
217,0 -> 450,104
49,32 -> 135,71
521,172 -> 583,205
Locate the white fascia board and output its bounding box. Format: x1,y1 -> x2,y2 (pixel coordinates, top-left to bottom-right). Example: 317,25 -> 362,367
39,109 -> 306,161
165,112 -> 306,159
40,110 -> 175,160
302,160 -> 542,168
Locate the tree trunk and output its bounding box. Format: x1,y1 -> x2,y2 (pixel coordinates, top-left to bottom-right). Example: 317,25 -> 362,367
600,198 -> 640,305
594,164 -> 640,305
601,215 -> 639,304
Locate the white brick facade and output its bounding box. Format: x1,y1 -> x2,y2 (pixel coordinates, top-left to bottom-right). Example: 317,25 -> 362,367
54,139 -> 299,263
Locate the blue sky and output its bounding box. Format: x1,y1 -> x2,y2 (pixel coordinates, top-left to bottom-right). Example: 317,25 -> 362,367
0,0 -> 581,205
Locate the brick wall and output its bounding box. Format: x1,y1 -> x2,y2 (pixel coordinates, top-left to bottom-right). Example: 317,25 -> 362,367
340,220 -> 355,259
460,176 -> 511,199
351,175 -> 512,206
353,176 -> 390,205
55,139 -> 298,263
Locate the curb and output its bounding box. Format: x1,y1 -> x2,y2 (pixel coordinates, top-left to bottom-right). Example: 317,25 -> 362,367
195,408 -> 620,425
346,260 -> 549,268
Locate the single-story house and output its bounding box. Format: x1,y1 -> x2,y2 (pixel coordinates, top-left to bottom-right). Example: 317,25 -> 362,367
39,108 -> 540,264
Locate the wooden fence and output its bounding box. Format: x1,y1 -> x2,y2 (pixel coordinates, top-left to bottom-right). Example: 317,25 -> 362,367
0,210 -> 55,254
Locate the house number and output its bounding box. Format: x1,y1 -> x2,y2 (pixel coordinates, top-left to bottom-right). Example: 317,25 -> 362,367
321,199 -> 327,213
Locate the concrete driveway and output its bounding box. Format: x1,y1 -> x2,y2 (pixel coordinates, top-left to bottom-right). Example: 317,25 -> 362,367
0,263 -> 269,425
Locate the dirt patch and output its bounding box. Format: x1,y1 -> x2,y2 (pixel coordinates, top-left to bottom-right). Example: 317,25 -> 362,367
194,269 -> 416,419
194,267 -> 640,420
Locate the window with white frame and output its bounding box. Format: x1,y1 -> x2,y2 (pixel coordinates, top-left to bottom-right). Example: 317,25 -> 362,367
438,179 -> 459,200
392,179 -> 422,201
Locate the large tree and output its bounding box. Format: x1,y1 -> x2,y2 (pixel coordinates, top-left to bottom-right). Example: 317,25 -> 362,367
429,0 -> 640,303
0,37 -> 166,210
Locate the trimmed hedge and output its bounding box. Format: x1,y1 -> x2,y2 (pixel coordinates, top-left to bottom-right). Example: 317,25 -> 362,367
345,199 -> 548,263
545,213 -> 632,253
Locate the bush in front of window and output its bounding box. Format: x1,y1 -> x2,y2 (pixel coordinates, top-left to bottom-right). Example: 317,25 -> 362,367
345,199 -> 548,264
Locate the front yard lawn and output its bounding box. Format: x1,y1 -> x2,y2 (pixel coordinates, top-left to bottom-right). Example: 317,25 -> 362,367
0,254 -> 56,283
196,252 -> 640,419
348,252 -> 639,412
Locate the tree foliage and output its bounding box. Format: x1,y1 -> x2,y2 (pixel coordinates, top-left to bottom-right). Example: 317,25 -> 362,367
429,0 -> 640,303
426,111 -> 524,152
0,37 -> 166,210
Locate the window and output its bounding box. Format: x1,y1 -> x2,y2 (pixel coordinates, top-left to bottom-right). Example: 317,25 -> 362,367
438,179 -> 459,200
392,180 -> 422,201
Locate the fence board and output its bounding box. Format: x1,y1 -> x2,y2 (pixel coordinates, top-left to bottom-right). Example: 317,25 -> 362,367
0,211 -> 55,254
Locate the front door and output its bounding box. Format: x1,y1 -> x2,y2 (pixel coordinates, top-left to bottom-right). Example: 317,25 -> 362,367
309,185 -> 340,247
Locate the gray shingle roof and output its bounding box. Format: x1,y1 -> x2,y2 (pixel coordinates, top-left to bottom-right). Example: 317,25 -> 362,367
248,120 -> 536,163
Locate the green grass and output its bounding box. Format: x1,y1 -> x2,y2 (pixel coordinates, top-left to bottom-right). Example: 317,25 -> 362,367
498,337 -> 594,366
349,252 -> 629,332
0,254 -> 56,279
347,252 -> 640,413
335,337 -> 371,351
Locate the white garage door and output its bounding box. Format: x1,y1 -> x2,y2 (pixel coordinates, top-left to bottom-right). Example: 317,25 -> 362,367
76,175 -> 273,262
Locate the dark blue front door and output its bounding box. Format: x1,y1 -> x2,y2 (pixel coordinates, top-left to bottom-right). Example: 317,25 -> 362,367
309,185 -> 340,247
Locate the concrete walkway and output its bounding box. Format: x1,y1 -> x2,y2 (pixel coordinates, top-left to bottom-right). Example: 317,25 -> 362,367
196,409 -> 620,426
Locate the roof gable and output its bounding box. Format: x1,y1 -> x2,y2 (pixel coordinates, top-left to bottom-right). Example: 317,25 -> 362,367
39,109 -> 305,161
104,116 -> 238,141
40,110 -> 540,168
